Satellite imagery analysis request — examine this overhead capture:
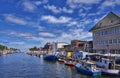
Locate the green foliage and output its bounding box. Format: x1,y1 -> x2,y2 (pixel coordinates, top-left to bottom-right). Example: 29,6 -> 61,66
29,46 -> 39,51
0,45 -> 18,51
0,45 -> 7,51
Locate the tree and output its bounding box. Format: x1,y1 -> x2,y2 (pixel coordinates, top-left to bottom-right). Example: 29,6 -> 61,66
0,45 -> 7,51
29,46 -> 39,51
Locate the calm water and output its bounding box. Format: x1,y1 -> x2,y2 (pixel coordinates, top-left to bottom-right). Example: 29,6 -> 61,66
0,53 -> 119,78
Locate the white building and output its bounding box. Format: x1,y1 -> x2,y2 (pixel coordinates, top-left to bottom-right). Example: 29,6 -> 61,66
57,42 -> 69,49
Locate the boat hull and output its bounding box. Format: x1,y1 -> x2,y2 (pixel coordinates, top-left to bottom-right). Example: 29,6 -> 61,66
101,69 -> 120,76
44,55 -> 57,61
58,59 -> 65,63
75,66 -> 101,76
65,62 -> 76,67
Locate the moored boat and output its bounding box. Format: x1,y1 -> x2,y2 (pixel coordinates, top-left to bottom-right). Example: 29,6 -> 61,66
43,55 -> 57,61
75,61 -> 101,76
64,58 -> 76,67
101,69 -> 120,76
58,57 -> 66,63
96,58 -> 120,76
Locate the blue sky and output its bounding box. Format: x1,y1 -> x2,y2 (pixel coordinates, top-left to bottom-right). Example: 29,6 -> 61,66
0,0 -> 120,50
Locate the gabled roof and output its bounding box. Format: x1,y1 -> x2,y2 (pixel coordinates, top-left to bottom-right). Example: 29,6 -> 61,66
89,12 -> 120,32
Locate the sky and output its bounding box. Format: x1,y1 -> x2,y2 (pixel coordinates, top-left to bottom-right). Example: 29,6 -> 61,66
0,0 -> 120,51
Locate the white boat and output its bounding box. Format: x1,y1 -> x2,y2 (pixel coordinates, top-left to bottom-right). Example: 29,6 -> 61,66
96,58 -> 120,76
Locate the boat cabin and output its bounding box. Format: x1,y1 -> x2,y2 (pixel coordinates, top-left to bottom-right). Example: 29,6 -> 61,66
96,58 -> 114,69
80,61 -> 97,71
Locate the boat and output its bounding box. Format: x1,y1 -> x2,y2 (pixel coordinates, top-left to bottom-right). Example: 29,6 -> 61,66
58,57 -> 66,63
43,55 -> 57,61
64,58 -> 76,67
96,58 -> 120,76
75,60 -> 101,76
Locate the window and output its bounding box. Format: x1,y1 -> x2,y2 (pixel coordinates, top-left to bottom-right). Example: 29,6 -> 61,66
109,40 -> 112,44
113,39 -> 117,43
105,40 -> 108,44
118,38 -> 120,43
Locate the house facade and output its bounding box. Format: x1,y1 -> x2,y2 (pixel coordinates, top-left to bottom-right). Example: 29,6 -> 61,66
89,12 -> 120,54
71,40 -> 86,51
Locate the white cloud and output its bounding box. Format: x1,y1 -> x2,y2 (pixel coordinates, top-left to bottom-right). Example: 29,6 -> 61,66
44,5 -> 73,14
41,15 -> 72,23
4,14 -> 27,25
100,0 -> 120,9
37,26 -> 45,31
9,41 -> 25,45
34,1 -> 42,6
3,14 -> 44,31
55,28 -> 92,43
79,13 -> 87,17
34,0 -> 48,5
0,30 -> 34,39
39,32 -> 55,37
44,5 -> 60,13
22,1 -> 37,12
68,21 -> 77,26
67,0 -> 101,8
20,0 -> 48,12
67,0 -> 101,4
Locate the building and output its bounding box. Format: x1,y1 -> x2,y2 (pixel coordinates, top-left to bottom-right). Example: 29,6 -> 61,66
64,45 -> 71,52
89,12 -> 120,54
43,42 -> 68,53
56,42 -> 69,51
84,41 -> 93,53
71,40 -> 86,51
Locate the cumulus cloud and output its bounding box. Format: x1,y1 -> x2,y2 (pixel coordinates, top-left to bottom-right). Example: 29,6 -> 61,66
21,0 -> 48,12
9,41 -> 25,45
67,0 -> 101,8
39,32 -> 56,37
54,28 -> 92,43
0,30 -> 34,39
67,0 -> 101,4
22,1 -> 37,12
67,21 -> 77,26
100,0 -> 120,9
44,4 -> 73,14
3,14 -> 44,31
4,14 -> 27,25
41,15 -> 72,23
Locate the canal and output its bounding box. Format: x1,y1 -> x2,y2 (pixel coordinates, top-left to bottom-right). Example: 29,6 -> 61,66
0,53 -> 119,78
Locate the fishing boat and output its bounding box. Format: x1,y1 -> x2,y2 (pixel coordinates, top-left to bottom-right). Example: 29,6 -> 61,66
75,61 -> 101,76
43,55 -> 57,61
96,58 -> 120,76
43,42 -> 57,61
64,58 -> 76,67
